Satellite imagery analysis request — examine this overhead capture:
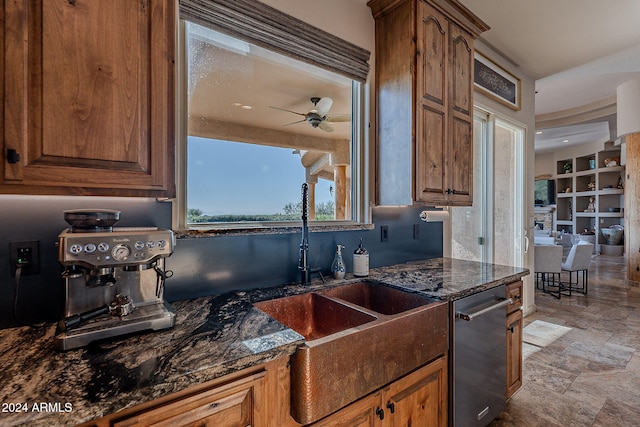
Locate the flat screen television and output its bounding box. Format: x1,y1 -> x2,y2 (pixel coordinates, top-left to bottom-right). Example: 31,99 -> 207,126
534,179 -> 556,206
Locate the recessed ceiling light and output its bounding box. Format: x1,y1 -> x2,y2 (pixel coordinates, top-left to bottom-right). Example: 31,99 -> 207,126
241,105 -> 253,110
232,102 -> 242,107
562,139 -> 569,143
536,131 -> 543,135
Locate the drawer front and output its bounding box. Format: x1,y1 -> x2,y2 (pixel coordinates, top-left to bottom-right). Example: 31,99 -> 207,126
506,281 -> 523,314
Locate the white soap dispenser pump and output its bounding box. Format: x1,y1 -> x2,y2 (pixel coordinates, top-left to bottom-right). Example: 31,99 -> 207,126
331,245 -> 346,279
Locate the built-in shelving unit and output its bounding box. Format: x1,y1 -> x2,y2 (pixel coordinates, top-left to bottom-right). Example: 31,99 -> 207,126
553,143 -> 624,253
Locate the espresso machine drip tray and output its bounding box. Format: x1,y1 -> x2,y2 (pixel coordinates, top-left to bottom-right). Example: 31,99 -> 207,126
54,302 -> 175,350
54,301 -> 175,351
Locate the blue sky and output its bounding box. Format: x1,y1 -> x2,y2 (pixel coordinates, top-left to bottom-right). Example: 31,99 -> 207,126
188,137 -> 335,215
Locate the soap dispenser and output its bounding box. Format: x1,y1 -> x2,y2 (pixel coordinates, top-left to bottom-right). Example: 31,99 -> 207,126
331,245 -> 346,279
353,238 -> 369,277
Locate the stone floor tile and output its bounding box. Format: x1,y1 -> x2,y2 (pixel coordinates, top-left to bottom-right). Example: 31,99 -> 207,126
592,399 -> 640,427
490,255 -> 638,427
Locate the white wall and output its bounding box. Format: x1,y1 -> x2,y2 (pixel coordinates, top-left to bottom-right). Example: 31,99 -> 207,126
535,152 -> 555,177
259,0 -> 375,52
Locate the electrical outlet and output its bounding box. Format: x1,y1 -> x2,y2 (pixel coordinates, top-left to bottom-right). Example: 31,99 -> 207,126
413,224 -> 420,240
380,225 -> 389,242
10,241 -> 40,277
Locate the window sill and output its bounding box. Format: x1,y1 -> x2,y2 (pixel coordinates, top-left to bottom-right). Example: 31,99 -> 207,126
174,222 -> 375,239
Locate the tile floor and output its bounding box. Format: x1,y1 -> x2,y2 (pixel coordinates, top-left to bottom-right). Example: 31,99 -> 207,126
490,254 -> 640,427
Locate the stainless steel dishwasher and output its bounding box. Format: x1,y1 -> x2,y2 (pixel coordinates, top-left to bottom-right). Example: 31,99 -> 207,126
451,285 -> 512,427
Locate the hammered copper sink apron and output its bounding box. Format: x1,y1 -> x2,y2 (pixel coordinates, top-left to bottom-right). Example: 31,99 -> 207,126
255,281 -> 449,424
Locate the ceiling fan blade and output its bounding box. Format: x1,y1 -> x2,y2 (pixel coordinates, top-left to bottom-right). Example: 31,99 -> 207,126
326,114 -> 351,123
315,97 -> 333,116
282,119 -> 306,127
318,121 -> 334,133
269,105 -> 306,116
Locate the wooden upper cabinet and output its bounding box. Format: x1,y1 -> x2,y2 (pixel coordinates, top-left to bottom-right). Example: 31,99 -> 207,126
2,0 -> 175,197
368,0 -> 488,206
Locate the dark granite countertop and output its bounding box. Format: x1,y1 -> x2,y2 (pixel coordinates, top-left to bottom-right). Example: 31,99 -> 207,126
371,257 -> 529,300
0,257 -> 528,427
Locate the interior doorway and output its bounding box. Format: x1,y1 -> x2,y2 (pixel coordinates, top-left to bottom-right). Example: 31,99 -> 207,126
449,109 -> 525,268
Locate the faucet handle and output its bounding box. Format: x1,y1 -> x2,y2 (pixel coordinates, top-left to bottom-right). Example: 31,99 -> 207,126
309,267 -> 325,283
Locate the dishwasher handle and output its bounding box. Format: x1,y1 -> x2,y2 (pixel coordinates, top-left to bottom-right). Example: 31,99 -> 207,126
456,297 -> 513,321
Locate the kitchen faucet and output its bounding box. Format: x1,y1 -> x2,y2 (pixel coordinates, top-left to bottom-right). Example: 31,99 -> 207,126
298,183 -> 324,285
299,183 -> 310,285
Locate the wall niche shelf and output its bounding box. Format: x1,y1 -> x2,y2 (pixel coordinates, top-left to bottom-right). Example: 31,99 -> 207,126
552,144 -> 625,254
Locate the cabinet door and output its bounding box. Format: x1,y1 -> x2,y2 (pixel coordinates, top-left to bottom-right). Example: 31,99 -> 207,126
446,24 -> 474,205
414,2 -> 473,206
506,309 -> 523,399
415,2 -> 448,205
111,371 -> 266,427
3,0 -> 175,197
506,281 -> 523,314
383,355 -> 447,427
311,392 -> 382,427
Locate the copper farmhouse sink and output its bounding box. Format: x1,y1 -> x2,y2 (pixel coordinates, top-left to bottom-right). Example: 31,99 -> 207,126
255,281 -> 448,424
319,281 -> 432,315
254,292 -> 376,340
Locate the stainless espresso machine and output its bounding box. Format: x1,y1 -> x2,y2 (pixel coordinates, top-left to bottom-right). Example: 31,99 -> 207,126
54,210 -> 176,350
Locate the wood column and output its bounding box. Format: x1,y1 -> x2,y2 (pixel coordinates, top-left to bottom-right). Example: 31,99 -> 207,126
626,132 -> 640,283
307,181 -> 316,220
305,172 -> 318,220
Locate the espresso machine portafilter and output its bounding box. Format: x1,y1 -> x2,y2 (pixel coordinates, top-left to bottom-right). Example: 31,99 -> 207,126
54,210 -> 176,351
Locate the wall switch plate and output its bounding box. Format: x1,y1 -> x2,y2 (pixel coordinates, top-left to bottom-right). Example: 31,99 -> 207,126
10,241 -> 40,277
380,225 -> 389,242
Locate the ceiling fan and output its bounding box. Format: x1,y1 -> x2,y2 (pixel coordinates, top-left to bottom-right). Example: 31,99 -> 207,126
269,97 -> 350,133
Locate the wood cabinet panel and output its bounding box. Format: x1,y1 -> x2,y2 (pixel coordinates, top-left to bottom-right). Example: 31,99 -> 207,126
417,8 -> 447,108
505,281 -> 523,399
312,392 -> 381,427
506,309 -> 523,399
112,382 -> 258,427
2,0 -> 175,197
312,355 -> 447,427
416,105 -> 447,202
373,0 -> 413,206
384,355 -> 447,427
506,281 -> 523,314
449,25 -> 473,118
448,115 -> 473,202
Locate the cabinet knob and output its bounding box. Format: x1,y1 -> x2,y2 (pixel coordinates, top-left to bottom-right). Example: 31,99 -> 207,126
376,407 -> 385,420
386,401 -> 395,413
7,149 -> 20,164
